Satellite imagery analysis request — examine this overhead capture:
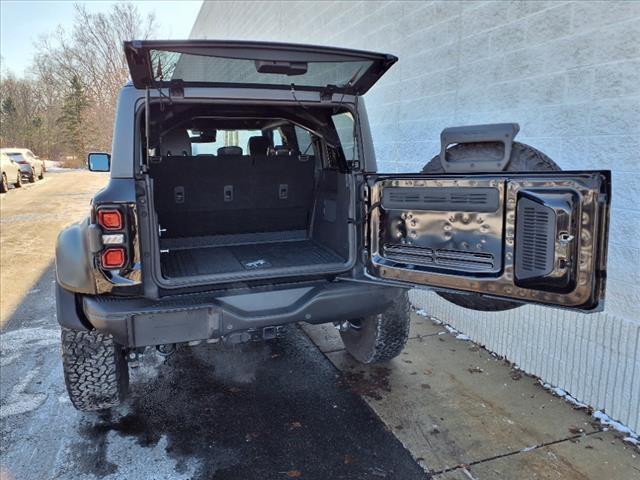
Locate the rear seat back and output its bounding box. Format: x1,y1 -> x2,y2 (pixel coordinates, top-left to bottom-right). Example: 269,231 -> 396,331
151,150 -> 316,237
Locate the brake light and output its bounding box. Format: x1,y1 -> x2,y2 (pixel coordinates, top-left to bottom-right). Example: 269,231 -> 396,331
98,209 -> 123,230
101,247 -> 126,269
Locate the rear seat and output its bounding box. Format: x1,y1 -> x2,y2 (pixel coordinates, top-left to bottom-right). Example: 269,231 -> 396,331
252,142 -> 314,231
152,131 -> 316,237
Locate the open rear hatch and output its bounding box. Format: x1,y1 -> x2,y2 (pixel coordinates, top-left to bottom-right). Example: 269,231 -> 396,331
139,100 -> 359,289
124,40 -> 397,95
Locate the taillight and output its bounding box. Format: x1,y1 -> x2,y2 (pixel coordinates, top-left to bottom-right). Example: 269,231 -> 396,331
101,247 -> 126,269
98,209 -> 123,230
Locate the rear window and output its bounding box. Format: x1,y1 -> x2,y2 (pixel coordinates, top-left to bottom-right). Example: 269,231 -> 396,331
332,112 -> 357,161
190,130 -> 262,156
295,127 -> 313,154
150,50 -> 373,89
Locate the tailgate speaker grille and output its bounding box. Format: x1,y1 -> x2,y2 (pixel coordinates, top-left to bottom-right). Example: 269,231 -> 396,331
515,197 -> 556,280
383,244 -> 495,272
382,187 -> 499,212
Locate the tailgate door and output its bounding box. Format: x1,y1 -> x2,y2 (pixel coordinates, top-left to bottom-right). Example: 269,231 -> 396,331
363,172 -> 610,312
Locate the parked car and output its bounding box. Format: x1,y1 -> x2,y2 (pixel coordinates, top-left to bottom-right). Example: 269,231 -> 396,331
0,151 -> 22,193
36,155 -> 47,172
55,40 -> 611,412
0,148 -> 45,182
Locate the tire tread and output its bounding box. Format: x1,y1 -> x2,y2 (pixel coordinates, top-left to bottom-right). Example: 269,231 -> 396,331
61,327 -> 128,411
340,292 -> 411,364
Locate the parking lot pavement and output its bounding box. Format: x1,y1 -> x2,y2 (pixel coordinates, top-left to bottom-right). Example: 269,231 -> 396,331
1,169 -> 425,479
0,169 -> 110,328
302,320 -> 640,479
2,169 -> 637,480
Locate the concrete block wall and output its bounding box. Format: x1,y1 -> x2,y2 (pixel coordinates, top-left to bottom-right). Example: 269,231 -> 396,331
191,1 -> 640,432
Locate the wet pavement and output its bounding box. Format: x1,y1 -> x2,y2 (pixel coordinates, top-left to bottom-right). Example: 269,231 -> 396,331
0,170 -> 426,480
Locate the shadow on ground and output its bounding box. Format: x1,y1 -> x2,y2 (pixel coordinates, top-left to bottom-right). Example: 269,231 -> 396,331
70,330 -> 427,480
1,262 -> 426,479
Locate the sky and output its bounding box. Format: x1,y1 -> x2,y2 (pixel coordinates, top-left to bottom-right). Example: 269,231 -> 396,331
0,0 -> 203,77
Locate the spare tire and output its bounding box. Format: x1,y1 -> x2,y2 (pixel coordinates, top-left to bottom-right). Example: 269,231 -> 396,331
422,141 -> 561,312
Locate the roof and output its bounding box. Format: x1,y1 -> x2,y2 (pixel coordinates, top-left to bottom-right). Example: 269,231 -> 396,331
0,148 -> 34,155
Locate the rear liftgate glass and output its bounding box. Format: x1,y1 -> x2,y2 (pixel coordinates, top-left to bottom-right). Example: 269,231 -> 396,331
365,172 -> 610,311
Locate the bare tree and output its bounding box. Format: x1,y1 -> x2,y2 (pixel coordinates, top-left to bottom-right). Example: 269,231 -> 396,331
32,2 -> 157,154
2,3 -> 157,163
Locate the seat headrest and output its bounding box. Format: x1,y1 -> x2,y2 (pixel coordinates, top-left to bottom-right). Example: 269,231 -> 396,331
217,146 -> 243,156
273,145 -> 293,156
161,128 -> 191,156
247,136 -> 269,156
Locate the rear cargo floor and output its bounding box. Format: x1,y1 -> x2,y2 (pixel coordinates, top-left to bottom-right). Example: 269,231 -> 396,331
161,239 -> 345,278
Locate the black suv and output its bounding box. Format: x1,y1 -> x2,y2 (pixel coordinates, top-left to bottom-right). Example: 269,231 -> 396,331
55,41 -> 611,411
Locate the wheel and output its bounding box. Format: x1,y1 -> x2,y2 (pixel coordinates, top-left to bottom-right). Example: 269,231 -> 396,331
28,169 -> 36,183
339,291 -> 411,364
61,327 -> 129,411
14,172 -> 22,188
0,172 -> 10,193
423,140 -> 561,312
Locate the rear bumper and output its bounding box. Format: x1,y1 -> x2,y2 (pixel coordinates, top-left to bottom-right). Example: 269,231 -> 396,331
79,281 -> 406,348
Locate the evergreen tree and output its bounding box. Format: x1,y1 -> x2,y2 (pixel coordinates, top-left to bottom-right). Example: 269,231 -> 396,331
60,75 -> 88,162
0,96 -> 18,146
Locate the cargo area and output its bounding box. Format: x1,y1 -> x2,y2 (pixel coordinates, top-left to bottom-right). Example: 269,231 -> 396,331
143,104 -> 355,285
159,233 -> 345,278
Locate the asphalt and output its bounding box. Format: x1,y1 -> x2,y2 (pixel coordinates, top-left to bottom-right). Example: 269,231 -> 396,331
1,170 -> 427,480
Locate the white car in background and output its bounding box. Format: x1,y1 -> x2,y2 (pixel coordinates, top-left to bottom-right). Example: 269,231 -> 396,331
0,151 -> 23,193
0,148 -> 45,183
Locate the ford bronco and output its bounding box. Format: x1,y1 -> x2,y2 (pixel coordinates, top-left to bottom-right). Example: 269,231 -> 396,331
55,40 -> 611,411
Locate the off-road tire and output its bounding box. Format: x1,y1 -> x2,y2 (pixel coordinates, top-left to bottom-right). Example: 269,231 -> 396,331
14,172 -> 22,188
339,291 -> 411,364
0,174 -> 8,193
422,140 -> 561,312
61,327 -> 129,411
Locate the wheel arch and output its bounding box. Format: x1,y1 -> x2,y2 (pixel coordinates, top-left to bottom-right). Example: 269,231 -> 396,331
55,218 -> 98,295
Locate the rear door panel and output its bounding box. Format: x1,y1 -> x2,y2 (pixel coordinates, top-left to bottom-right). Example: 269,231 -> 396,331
365,172 -> 610,311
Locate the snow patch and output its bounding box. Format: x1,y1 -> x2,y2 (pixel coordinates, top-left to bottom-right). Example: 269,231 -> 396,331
443,324 -> 470,340
538,380 -> 588,409
0,369 -> 47,418
593,410 -> 638,441
96,433 -> 199,480
0,327 -> 58,367
413,308 -> 444,324
538,381 -> 639,445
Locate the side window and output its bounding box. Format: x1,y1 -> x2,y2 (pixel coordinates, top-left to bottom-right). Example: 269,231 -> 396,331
332,112 -> 358,161
272,128 -> 283,147
294,126 -> 314,154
